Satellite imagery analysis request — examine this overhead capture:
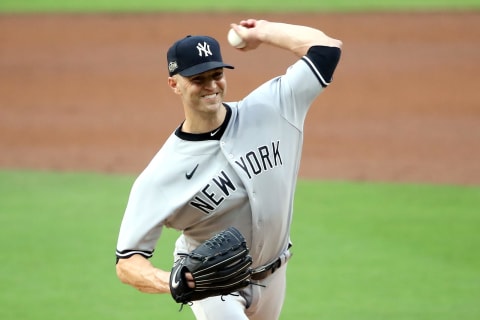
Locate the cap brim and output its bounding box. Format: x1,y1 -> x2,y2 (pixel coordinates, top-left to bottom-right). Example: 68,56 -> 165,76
179,61 -> 234,77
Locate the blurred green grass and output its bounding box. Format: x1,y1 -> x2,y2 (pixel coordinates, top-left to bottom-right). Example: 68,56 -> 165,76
1,170 -> 479,319
0,0 -> 479,13
287,180 -> 480,319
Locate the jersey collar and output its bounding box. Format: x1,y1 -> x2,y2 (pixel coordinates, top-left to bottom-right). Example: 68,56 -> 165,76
175,103 -> 232,141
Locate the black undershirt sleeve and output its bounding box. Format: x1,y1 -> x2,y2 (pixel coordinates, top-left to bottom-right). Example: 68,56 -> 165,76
302,45 -> 342,87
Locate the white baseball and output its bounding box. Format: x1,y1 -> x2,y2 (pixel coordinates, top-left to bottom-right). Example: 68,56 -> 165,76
227,27 -> 246,49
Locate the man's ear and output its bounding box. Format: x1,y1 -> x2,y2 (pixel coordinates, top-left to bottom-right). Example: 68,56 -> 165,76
168,76 -> 181,94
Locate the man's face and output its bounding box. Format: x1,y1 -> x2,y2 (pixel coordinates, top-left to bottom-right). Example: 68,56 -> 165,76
169,68 -> 227,114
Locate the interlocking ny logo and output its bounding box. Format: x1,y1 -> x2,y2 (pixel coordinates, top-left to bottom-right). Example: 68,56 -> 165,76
196,42 -> 212,57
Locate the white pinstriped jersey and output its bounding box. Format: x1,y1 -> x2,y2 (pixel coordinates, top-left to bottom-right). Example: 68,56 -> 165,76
116,46 -> 340,268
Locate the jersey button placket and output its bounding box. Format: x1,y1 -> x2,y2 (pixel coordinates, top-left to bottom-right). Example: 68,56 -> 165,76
220,141 -> 233,159
251,190 -> 264,255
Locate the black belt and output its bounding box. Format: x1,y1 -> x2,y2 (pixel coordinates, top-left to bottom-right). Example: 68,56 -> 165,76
251,257 -> 283,280
251,246 -> 292,281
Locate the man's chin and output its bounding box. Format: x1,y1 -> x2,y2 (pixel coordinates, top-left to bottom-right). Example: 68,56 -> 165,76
202,94 -> 222,104
202,98 -> 223,109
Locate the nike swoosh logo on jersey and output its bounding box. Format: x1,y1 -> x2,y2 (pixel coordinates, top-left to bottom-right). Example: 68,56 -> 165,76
185,164 -> 199,180
210,128 -> 221,136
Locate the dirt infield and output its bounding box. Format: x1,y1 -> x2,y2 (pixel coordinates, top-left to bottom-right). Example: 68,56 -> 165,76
1,12 -> 479,185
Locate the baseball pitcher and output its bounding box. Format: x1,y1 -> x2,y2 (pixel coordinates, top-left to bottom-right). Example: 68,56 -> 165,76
115,19 -> 342,319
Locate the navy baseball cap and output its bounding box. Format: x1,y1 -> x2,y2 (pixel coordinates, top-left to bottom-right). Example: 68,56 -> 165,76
167,35 -> 234,77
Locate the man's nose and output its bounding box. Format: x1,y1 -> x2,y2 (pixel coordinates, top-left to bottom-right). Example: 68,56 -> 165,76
204,79 -> 218,89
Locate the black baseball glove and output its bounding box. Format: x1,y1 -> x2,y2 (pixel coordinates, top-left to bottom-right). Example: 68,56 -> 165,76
169,227 -> 253,304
